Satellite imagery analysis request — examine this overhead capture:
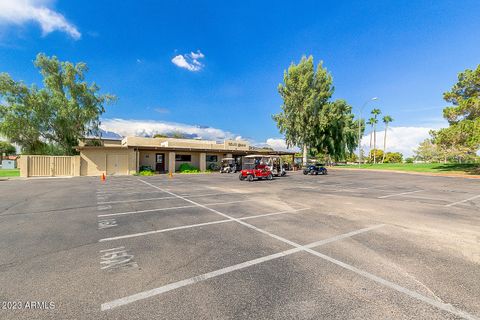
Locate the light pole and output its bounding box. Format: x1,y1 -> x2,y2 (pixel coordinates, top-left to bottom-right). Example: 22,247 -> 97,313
358,97 -> 378,167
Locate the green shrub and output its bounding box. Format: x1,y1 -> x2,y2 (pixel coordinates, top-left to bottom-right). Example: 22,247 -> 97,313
405,157 -> 414,163
384,152 -> 403,163
178,163 -> 200,173
138,170 -> 154,176
139,165 -> 154,172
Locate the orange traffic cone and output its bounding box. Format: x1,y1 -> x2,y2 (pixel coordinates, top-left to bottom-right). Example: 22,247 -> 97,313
169,172 -> 173,179
101,173 -> 106,182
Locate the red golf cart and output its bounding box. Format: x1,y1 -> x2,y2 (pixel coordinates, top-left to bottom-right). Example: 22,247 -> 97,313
239,155 -> 273,181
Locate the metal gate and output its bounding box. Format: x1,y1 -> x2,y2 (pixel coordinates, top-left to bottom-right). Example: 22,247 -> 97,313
24,156 -> 75,177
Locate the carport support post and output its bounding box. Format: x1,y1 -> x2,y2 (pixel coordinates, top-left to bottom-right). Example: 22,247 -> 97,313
199,152 -> 206,171
168,151 -> 175,174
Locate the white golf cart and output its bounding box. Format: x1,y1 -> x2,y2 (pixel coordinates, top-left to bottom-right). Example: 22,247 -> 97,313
264,155 -> 287,177
220,157 -> 238,173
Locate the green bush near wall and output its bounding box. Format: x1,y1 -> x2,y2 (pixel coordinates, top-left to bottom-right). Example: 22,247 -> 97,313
137,170 -> 154,176
178,163 -> 200,173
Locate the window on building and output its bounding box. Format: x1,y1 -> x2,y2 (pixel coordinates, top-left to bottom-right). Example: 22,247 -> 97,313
175,154 -> 191,162
206,155 -> 218,162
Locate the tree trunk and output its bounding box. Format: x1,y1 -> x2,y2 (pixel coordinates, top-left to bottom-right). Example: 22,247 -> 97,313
373,124 -> 377,164
382,124 -> 388,163
369,130 -> 372,148
302,144 -> 308,167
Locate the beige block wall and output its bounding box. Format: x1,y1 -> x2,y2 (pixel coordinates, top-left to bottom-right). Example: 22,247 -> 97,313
80,148 -> 135,176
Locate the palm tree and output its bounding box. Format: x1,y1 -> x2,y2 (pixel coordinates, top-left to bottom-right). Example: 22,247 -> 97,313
371,109 -> 381,163
381,115 -> 393,163
366,118 -> 375,149
368,117 -> 378,163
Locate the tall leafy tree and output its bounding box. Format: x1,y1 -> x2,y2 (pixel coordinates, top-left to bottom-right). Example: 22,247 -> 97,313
434,64 -> 480,153
312,99 -> 360,161
0,53 -> 115,155
273,56 -> 333,165
0,141 -> 16,160
370,108 -> 381,163
381,115 -> 393,163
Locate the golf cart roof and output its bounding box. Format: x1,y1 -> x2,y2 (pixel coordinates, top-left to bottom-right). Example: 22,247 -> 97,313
263,155 -> 281,158
244,154 -> 268,158
222,157 -> 235,160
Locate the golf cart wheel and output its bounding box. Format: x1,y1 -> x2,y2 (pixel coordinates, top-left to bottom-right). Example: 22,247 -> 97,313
323,170 -> 328,175
239,174 -> 245,181
303,170 -> 308,175
246,174 -> 254,182
266,173 -> 273,180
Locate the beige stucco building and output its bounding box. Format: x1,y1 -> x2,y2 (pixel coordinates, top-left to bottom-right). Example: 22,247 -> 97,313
76,136 -> 293,176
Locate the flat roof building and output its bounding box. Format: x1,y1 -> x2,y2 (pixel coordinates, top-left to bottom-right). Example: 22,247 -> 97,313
76,136 -> 294,176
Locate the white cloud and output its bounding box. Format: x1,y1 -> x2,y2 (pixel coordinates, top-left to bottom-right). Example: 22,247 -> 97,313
98,119 -> 439,156
100,118 -> 298,153
100,118 -> 236,141
171,50 -> 205,71
0,0 -> 80,39
361,126 -> 435,157
263,138 -> 300,152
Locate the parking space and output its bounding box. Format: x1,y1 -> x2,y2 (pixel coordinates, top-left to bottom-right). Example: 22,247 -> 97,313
1,170 -> 479,319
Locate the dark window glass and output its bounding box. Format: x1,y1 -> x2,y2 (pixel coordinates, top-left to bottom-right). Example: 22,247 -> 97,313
206,155 -> 218,162
175,154 -> 191,161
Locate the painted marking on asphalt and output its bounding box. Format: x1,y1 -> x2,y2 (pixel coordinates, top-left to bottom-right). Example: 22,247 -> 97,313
98,196 -> 178,204
96,190 -> 165,196
301,248 -> 479,320
97,205 -> 112,211
100,246 -> 137,271
336,185 -> 388,192
241,208 -> 310,220
97,192 -> 242,204
98,204 -> 198,217
132,180 -> 478,320
98,208 -> 310,242
97,200 -> 250,218
101,224 -> 384,310
99,219 -> 230,242
378,190 -> 424,199
98,218 -> 118,229
445,194 -> 480,207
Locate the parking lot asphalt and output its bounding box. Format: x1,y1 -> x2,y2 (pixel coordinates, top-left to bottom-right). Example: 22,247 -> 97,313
0,170 -> 479,319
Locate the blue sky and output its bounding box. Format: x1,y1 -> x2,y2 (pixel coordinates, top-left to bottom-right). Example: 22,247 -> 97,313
0,0 -> 479,155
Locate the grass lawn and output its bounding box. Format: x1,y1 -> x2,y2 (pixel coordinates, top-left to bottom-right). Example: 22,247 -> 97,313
0,168 -> 20,177
337,163 -> 480,175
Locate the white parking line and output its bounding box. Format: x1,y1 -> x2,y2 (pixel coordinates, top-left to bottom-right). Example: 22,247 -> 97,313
97,190 -> 165,196
378,190 -> 423,199
124,179 -> 477,320
98,208 -> 310,242
101,224 -> 384,310
98,204 -> 198,217
445,194 -> 480,207
336,185 -> 388,192
97,200 -> 250,218
98,192 -> 242,204
300,248 -> 478,320
98,196 -> 176,204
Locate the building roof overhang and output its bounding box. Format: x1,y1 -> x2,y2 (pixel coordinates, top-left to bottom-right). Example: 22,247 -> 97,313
76,145 -> 295,155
